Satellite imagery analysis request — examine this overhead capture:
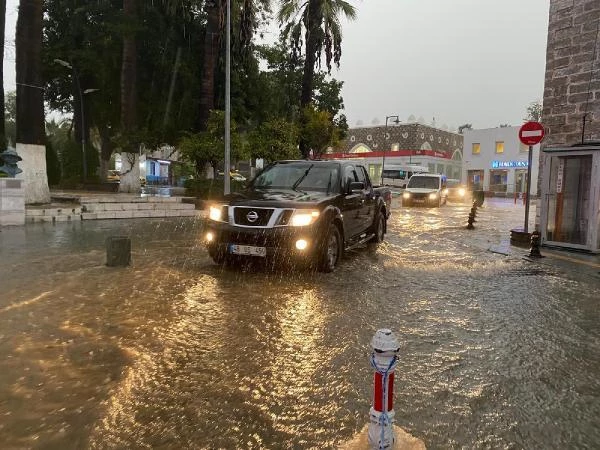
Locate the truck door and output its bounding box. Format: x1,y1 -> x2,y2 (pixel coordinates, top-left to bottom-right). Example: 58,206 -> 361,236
341,165 -> 363,239
357,166 -> 376,231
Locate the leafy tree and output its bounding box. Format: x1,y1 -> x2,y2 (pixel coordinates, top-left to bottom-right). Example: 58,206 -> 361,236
248,118 -> 300,162
178,110 -> 247,177
4,90 -> 15,146
278,0 -> 356,157
302,104 -> 342,159
458,123 -> 472,134
525,100 -> 542,122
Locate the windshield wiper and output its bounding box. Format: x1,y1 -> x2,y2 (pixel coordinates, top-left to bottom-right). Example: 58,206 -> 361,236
291,164 -> 314,191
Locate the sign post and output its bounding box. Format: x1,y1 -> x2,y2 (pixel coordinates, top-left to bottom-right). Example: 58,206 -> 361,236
518,121 -> 545,233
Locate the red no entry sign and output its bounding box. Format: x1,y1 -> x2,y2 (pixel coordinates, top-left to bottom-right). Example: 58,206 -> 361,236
519,121 -> 545,146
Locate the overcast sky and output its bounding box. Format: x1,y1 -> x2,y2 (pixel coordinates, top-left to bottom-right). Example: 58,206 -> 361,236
4,0 -> 550,130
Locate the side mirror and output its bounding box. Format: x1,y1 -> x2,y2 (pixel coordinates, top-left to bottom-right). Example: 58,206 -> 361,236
349,181 -> 365,193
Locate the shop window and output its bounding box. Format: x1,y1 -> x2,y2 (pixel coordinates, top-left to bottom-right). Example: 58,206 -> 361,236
495,141 -> 504,154
472,143 -> 480,154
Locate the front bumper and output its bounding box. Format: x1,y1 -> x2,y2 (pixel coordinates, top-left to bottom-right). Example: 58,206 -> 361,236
203,220 -> 324,261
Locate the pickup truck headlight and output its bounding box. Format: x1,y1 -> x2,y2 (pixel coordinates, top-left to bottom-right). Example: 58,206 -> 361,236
403,192 -> 410,199
290,210 -> 320,227
458,188 -> 466,197
429,193 -> 438,200
208,205 -> 228,222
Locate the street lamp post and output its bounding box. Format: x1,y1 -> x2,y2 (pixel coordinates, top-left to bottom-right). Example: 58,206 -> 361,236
54,59 -> 98,183
382,115 -> 400,185
224,0 -> 231,195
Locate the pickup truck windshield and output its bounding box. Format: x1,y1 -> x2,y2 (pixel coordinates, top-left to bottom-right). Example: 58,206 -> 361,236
407,176 -> 440,189
252,163 -> 340,193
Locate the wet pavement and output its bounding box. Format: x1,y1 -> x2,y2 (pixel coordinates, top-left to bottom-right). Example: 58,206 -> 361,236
0,199 -> 599,449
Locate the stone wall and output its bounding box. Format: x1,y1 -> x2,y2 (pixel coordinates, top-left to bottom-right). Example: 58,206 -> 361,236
15,143 -> 50,204
337,123 -> 463,157
0,178 -> 25,226
542,0 -> 600,146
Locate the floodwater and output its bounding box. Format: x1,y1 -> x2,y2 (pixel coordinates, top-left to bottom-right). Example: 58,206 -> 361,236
0,200 -> 599,449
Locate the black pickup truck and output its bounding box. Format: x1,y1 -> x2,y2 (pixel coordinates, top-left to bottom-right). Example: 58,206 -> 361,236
203,160 -> 392,272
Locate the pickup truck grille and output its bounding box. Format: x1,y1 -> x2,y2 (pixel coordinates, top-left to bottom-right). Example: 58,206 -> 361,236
233,207 -> 274,227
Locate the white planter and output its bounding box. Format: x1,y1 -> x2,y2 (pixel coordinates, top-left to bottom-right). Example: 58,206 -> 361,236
0,178 -> 25,226
15,143 -> 50,204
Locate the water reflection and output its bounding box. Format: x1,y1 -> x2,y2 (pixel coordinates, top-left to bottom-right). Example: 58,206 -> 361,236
0,206 -> 599,449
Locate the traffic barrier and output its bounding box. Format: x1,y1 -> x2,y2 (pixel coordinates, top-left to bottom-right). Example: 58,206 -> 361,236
368,329 -> 400,449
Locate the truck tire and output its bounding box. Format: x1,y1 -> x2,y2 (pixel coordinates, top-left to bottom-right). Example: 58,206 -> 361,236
318,223 -> 342,272
369,211 -> 386,243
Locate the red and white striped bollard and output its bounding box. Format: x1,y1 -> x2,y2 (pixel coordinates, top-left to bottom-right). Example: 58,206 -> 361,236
368,329 -> 400,449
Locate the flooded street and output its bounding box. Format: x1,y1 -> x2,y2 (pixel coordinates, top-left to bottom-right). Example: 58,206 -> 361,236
1,200 -> 599,449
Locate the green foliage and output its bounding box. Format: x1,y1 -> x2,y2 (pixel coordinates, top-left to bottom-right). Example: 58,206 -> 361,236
525,100 -> 542,122
178,110 -> 248,176
44,137 -> 62,185
4,91 -> 16,147
248,118 -> 300,162
184,177 -> 246,199
301,105 -> 343,159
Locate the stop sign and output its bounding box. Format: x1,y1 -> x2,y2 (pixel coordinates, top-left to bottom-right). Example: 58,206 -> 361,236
519,121 -> 545,146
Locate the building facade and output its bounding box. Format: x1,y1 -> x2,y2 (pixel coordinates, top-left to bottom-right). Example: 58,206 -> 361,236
463,127 -> 540,196
325,123 -> 464,181
536,0 -> 600,252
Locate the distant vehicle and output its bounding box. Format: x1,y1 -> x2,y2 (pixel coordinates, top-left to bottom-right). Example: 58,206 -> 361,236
203,160 -> 392,272
381,164 -> 429,189
402,173 -> 447,207
446,179 -> 471,203
107,170 -> 120,182
217,171 -> 247,182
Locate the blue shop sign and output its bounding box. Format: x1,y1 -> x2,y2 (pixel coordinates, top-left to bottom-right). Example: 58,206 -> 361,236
491,160 -> 528,169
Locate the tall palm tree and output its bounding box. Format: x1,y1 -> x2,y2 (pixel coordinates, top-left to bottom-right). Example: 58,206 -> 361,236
16,0 -> 45,145
121,0 -> 137,133
278,0 -> 356,108
278,0 -> 355,157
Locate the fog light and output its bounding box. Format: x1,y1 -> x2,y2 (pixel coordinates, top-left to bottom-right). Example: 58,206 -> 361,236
206,232 -> 214,242
429,193 -> 438,200
295,239 -> 308,250
403,192 -> 410,199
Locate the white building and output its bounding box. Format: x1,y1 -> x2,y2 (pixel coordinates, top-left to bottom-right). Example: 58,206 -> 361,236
462,127 -> 540,196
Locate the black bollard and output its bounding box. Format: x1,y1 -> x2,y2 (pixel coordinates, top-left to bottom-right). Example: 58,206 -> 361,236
528,230 -> 543,258
467,212 -> 475,229
106,236 -> 131,266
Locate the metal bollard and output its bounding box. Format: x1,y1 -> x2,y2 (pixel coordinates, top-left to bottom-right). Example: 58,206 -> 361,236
529,230 -> 543,258
106,236 -> 131,266
467,212 -> 475,229
368,329 -> 400,450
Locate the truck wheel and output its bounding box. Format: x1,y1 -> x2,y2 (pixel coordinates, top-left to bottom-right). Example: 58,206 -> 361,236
318,224 -> 342,272
369,212 -> 386,243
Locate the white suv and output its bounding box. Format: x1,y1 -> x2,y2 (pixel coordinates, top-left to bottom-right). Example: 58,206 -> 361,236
402,174 -> 447,207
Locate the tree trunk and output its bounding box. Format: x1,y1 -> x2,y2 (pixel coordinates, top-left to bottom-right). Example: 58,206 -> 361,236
121,0 -> 137,132
99,124 -> 113,181
16,0 -> 44,145
0,0 -> 6,151
198,0 -> 222,130
299,0 -> 321,158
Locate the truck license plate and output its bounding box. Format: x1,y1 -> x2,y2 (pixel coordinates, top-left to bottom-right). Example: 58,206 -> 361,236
229,244 -> 267,257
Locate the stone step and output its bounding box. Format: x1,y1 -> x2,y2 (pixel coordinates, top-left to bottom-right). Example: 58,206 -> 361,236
25,205 -> 83,223
81,201 -> 196,213
81,209 -> 200,220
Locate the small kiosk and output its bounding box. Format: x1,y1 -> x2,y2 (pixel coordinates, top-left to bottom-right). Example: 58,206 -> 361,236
539,144 -> 600,253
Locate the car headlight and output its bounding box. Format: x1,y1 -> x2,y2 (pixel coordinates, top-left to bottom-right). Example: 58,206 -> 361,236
290,210 -> 320,227
429,193 -> 438,200
208,205 -> 227,222
403,192 -> 410,199
458,188 -> 466,197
